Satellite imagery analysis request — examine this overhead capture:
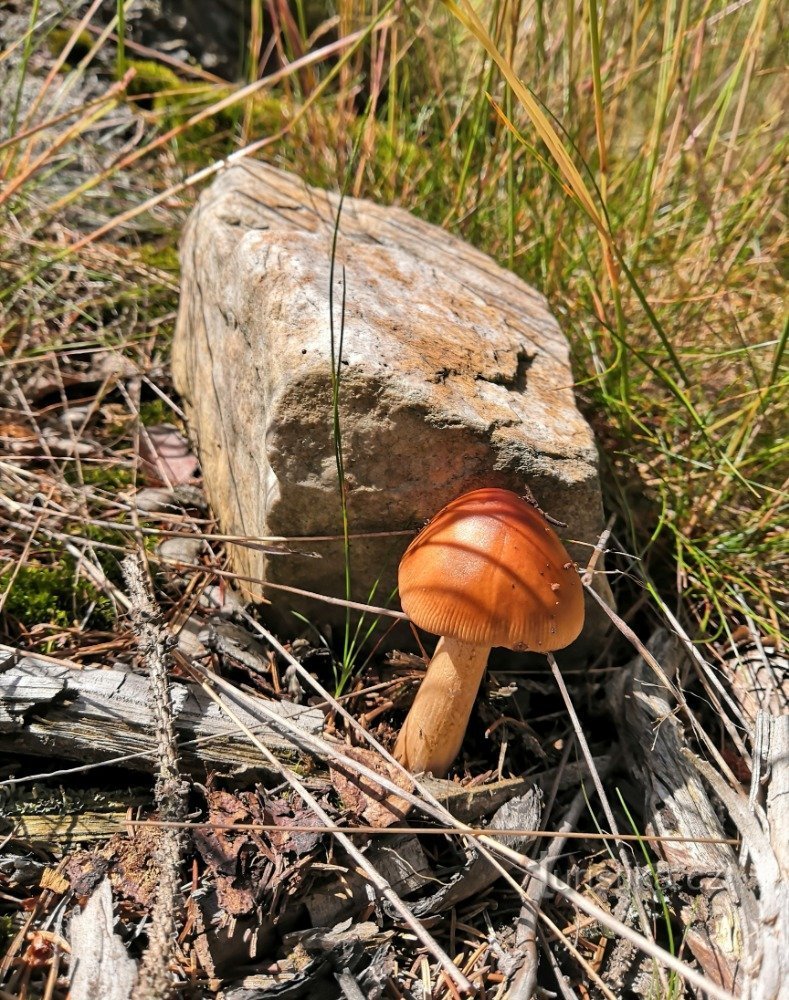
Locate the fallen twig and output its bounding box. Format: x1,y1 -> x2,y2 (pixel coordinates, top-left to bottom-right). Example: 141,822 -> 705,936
506,759 -> 614,998
122,555 -> 188,1000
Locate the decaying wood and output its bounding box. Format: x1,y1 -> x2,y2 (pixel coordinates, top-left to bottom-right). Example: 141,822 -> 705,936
0,648 -> 323,780
304,834 -> 432,927
685,714 -> 789,1000
69,878 -> 137,1000
612,629 -> 789,999
8,806 -> 145,845
506,759 -> 613,999
420,756 -> 611,824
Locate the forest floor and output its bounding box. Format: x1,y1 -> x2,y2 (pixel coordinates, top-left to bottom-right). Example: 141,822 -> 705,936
0,2 -> 786,998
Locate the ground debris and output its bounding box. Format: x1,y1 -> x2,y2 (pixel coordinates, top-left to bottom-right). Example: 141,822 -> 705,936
69,878 -> 138,1000
194,785 -> 325,920
67,824 -> 162,908
329,745 -> 413,828
222,920 -> 387,1000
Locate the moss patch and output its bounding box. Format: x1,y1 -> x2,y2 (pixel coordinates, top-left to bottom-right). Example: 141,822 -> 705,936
45,28 -> 94,66
0,561 -> 115,633
124,59 -> 183,99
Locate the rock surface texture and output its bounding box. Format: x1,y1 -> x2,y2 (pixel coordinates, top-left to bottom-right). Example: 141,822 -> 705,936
173,162 -> 611,649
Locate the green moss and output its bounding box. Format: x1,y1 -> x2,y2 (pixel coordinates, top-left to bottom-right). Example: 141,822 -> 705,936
247,95 -> 291,135
137,241 -> 180,274
124,59 -> 182,98
0,561 -> 115,632
45,28 -> 93,64
72,465 -> 134,490
161,83 -> 290,165
138,398 -> 170,426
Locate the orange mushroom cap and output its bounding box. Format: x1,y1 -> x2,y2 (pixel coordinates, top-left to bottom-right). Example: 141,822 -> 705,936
398,487 -> 584,652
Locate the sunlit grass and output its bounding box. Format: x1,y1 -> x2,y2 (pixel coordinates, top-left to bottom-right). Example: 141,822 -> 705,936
0,0 -> 784,646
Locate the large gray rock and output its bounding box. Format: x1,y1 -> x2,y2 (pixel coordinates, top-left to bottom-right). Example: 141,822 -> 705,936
173,162 -> 610,649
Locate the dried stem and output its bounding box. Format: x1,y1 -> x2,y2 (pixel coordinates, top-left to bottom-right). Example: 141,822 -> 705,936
122,555 -> 188,1000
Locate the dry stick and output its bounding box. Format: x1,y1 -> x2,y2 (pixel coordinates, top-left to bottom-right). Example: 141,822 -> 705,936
122,556 -> 188,1000
546,652 -> 668,994
653,594 -> 751,761
5,494 -> 409,620
184,665 -> 473,996
117,381 -> 176,492
508,763 -> 613,999
181,633 -> 736,1000
181,560 -> 407,619
1,497 -> 414,547
584,581 -> 743,789
537,924 -> 581,1000
127,821 -> 736,848
581,513 -> 616,586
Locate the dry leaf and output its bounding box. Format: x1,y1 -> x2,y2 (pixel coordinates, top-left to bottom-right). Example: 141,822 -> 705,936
330,746 -> 413,827
39,867 -> 69,894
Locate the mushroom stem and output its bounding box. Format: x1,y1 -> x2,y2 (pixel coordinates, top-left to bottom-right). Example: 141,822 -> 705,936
394,636 -> 490,776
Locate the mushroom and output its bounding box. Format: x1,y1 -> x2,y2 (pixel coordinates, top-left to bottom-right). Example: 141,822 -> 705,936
394,487 -> 584,776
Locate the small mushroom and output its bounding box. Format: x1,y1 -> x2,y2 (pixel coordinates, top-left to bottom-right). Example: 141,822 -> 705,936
394,487 -> 585,776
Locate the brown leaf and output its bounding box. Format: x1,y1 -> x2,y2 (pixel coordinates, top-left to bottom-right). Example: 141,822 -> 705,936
138,423 -> 198,486
267,796 -> 324,856
39,867 -> 69,894
330,746 -> 413,827
194,789 -> 262,917
66,827 -> 160,909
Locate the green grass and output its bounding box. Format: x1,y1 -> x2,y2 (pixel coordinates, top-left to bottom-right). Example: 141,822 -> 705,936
1,0 -> 784,646
0,4 -> 784,992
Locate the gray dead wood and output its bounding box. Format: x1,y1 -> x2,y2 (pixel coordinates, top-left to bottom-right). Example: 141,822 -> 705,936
505,761 -> 613,999
69,878 -> 137,1000
0,647 -> 323,781
611,629 -> 789,1000
610,631 -> 746,993
685,712 -> 789,1000
304,834 -> 432,927
406,789 -> 541,918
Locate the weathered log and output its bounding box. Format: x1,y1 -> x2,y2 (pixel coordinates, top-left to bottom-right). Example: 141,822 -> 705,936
611,630 -> 789,999
0,647 -> 323,782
